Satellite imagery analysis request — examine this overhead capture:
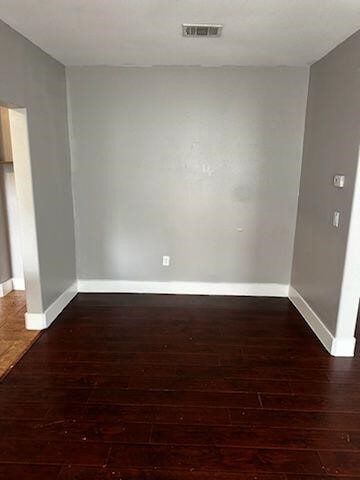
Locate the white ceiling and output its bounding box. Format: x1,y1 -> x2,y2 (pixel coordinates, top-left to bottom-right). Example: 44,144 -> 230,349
0,0 -> 359,66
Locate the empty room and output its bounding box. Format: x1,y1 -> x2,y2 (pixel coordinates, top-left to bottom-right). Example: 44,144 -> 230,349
1,0 -> 360,478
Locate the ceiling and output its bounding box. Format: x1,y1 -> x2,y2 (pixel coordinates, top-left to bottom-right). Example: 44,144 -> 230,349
0,0 -> 359,66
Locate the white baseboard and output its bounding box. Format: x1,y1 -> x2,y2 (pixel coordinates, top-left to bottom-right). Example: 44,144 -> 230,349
0,277 -> 25,297
25,281 -> 77,330
77,279 -> 289,297
330,337 -> 356,357
289,286 -> 356,357
0,278 -> 14,297
12,277 -> 25,290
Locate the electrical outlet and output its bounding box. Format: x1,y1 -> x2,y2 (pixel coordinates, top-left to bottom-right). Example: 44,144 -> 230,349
162,255 -> 170,266
333,175 -> 345,188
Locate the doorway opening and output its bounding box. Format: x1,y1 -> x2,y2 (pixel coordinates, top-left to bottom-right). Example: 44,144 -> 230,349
0,104 -> 41,377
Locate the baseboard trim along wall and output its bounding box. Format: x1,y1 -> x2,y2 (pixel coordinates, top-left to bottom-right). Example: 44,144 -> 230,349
0,277 -> 25,297
0,278 -> 14,297
12,277 -> 25,290
77,280 -> 290,297
289,286 -> 356,357
25,281 -> 77,330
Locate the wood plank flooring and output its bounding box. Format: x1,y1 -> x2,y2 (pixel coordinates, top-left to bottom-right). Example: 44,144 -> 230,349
0,293 -> 360,479
0,291 -> 39,378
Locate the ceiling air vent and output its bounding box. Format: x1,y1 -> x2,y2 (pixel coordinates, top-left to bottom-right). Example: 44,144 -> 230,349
182,24 -> 223,38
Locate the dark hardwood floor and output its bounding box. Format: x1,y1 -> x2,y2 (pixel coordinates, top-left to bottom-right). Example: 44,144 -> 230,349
0,293 -> 360,479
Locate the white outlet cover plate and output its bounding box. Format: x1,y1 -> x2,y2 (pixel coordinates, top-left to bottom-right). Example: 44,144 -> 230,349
162,256 -> 170,266
334,175 -> 345,188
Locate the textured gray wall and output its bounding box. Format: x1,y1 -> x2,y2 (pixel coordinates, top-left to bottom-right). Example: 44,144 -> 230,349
0,20 -> 76,310
0,169 -> 11,283
291,31 -> 360,336
2,164 -> 23,280
67,66 -> 309,284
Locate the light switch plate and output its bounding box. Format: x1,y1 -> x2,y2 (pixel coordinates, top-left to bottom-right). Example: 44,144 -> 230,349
333,211 -> 340,228
162,255 -> 170,266
333,175 -> 345,188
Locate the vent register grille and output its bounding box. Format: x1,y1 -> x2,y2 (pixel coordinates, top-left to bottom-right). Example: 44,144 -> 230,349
182,24 -> 223,37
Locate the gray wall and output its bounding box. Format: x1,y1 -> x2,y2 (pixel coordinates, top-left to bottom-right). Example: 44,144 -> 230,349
2,164 -> 23,280
291,30 -> 360,336
0,20 -> 76,310
0,169 -> 11,283
67,66 -> 309,284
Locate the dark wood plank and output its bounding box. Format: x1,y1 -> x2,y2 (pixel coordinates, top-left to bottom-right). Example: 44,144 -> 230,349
58,465 -> 285,479
128,376 -> 292,393
108,445 -> 323,473
31,339 -> 235,354
80,404 -> 232,425
12,360 -> 331,381
0,419 -> 151,443
13,360 -> 179,377
290,380 -> 360,395
221,354 -> 357,370
0,401 -> 48,420
287,476 -> 360,480
0,384 -> 91,403
2,372 -> 129,389
319,451 -> 360,475
230,408 -> 360,430
0,438 -> 110,466
21,349 -> 220,366
0,464 -> 61,480
151,424 -> 360,450
88,389 -> 260,408
34,334 -> 319,350
260,393 -> 360,412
